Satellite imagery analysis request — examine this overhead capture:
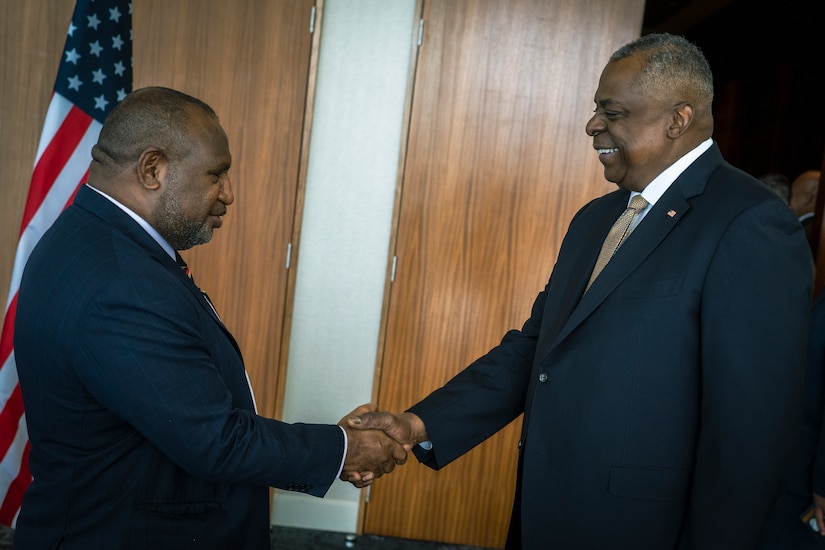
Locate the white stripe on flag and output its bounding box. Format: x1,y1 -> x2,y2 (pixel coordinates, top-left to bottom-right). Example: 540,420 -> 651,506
6,120 -> 102,308
33,94 -> 74,167
0,353 -> 17,406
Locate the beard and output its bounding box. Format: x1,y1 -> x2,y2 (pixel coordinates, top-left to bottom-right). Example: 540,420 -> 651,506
154,176 -> 214,251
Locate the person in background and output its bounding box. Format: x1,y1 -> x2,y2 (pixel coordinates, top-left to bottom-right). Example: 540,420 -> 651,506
790,169 -> 822,254
759,172 -> 791,205
13,87 -> 406,549
345,33 -> 813,549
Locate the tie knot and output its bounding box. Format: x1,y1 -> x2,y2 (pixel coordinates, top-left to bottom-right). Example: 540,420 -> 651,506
629,194 -> 648,211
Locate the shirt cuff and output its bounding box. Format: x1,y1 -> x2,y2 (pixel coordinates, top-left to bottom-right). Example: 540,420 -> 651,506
336,426 -> 347,480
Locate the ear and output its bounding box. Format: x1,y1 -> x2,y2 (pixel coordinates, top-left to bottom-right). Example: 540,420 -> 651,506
136,148 -> 167,191
667,102 -> 694,139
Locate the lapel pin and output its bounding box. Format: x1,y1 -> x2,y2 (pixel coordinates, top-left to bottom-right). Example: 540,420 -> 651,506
667,209 -> 677,217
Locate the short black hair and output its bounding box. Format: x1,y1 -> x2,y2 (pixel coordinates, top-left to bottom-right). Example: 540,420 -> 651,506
92,86 -> 218,167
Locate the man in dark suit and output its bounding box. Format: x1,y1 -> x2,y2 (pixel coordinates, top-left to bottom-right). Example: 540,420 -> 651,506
13,87 -> 406,549
345,33 -> 813,549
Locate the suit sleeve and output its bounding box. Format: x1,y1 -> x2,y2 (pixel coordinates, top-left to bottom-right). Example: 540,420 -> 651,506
72,275 -> 343,497
809,295 -> 825,495
409,281 -> 547,469
685,198 -> 813,548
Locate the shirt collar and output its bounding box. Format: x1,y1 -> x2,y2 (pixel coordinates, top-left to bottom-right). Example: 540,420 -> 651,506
635,138 -> 713,206
86,184 -> 177,260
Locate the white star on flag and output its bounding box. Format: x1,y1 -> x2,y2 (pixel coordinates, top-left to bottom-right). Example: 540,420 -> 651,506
94,94 -> 109,111
67,75 -> 82,91
64,48 -> 81,64
86,13 -> 101,30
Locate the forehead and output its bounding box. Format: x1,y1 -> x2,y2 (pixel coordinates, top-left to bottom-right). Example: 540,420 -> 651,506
184,111 -> 231,165
595,56 -> 644,101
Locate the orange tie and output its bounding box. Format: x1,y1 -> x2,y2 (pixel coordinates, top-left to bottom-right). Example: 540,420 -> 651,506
585,195 -> 648,292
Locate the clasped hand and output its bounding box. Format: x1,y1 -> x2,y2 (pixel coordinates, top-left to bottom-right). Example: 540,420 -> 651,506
337,403 -> 428,487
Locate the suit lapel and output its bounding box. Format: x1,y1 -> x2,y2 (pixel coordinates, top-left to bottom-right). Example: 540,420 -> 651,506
562,190 -> 690,340
73,185 -> 238,343
540,194 -> 629,340
174,258 -> 227,326
544,143 -> 723,352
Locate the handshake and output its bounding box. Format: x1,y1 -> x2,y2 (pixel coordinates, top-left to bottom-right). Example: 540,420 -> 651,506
336,403 -> 429,488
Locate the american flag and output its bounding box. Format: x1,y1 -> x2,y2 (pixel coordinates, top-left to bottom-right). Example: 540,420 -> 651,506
0,0 -> 132,526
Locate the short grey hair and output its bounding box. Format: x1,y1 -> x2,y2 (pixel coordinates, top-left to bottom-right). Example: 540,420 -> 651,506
611,33 -> 714,109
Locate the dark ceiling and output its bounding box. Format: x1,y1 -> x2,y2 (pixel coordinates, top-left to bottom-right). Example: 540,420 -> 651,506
638,0 -> 824,180
642,0 -> 738,34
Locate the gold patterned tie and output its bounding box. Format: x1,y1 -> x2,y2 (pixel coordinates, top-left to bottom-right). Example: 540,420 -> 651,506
585,194 -> 649,292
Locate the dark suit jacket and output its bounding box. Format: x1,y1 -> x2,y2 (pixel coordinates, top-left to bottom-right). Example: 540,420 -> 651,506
760,293 -> 825,548
811,294 -> 825,497
14,185 -> 343,549
409,144 -> 813,549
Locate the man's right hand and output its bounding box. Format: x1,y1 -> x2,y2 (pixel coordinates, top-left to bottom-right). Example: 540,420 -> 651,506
346,409 -> 429,451
339,407 -> 430,488
337,404 -> 409,488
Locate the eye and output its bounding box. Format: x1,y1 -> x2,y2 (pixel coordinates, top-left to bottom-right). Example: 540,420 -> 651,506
593,106 -> 621,120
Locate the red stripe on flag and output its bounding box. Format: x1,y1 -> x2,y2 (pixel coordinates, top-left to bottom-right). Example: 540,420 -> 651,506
0,441 -> 30,526
19,106 -> 93,233
0,296 -> 16,368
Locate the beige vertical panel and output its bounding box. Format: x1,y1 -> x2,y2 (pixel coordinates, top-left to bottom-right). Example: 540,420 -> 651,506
133,0 -> 316,420
366,0 -> 645,547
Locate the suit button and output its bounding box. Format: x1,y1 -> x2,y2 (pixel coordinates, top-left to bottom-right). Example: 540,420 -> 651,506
287,483 -> 311,493
538,373 -> 548,383
517,439 -> 523,449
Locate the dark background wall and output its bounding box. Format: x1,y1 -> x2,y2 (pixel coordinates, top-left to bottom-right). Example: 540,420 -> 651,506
643,0 -> 824,182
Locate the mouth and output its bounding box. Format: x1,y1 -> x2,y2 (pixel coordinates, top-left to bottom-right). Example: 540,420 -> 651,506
209,213 -> 225,228
596,147 -> 619,156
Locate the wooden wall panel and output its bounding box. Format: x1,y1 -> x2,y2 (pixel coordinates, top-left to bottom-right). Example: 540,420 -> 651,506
0,0 -> 76,312
366,0 -> 645,546
133,0 -> 316,419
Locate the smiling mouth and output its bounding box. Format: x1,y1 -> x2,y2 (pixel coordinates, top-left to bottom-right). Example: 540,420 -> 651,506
597,148 -> 619,155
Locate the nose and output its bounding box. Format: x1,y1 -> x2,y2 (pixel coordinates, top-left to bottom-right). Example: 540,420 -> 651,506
220,175 -> 235,206
585,114 -> 603,137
